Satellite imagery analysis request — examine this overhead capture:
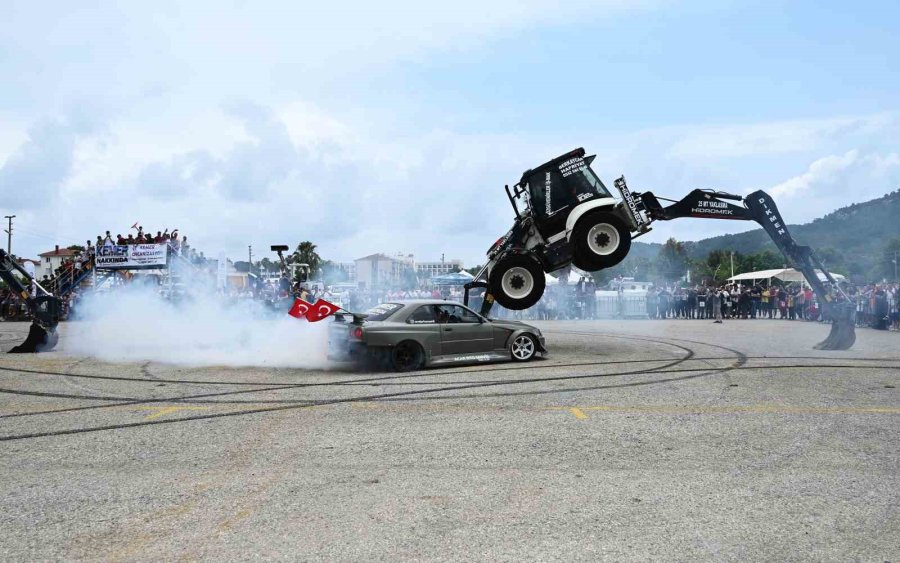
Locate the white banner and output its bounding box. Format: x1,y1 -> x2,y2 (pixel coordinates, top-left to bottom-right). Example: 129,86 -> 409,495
95,244 -> 169,270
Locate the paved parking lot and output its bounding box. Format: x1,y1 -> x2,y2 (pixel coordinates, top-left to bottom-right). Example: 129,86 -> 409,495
1,319 -> 898,561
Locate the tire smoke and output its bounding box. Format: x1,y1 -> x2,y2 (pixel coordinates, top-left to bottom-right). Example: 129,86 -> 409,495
61,286 -> 330,368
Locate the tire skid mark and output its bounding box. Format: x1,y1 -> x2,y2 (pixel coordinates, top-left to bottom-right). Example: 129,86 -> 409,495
0,332 -> 701,441
2,330 -> 894,441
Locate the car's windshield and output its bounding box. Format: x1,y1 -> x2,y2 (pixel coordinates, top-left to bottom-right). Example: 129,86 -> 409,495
364,302 -> 403,321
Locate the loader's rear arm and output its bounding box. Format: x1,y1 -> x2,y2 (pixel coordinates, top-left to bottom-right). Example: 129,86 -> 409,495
633,183 -> 855,349
0,249 -> 36,303
1,249 -> 62,352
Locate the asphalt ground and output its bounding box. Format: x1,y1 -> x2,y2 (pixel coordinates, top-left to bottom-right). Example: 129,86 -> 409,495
0,319 -> 897,561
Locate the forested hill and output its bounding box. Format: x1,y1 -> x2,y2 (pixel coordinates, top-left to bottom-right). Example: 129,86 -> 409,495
627,189 -> 900,280
685,190 -> 900,258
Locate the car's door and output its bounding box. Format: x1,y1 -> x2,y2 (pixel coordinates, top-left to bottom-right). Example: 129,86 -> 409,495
404,305 -> 442,358
436,304 -> 494,355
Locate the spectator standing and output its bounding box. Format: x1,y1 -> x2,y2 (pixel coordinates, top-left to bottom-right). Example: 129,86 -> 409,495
712,288 -> 723,323
646,287 -> 658,319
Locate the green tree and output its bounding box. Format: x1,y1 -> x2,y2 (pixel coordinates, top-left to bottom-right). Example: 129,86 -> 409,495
879,238 -> 900,281
289,241 -> 323,280
656,238 -> 690,282
259,257 -> 279,273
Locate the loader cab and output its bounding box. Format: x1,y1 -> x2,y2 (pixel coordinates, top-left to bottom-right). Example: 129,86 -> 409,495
515,148 -> 613,239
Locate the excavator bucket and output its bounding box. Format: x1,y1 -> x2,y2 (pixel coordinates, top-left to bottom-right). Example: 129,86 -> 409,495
814,320 -> 856,351
812,304 -> 856,351
9,323 -> 59,353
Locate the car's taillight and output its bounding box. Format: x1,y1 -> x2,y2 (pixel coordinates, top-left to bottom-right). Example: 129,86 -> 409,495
350,326 -> 363,340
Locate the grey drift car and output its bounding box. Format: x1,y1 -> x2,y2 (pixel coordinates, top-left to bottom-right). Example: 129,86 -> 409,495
328,300 -> 546,371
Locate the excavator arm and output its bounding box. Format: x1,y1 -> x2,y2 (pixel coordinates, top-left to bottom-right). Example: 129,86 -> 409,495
0,249 -> 61,353
632,182 -> 855,350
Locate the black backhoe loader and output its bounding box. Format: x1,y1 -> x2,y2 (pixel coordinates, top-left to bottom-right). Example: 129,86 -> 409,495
0,249 -> 62,353
464,148 -> 856,350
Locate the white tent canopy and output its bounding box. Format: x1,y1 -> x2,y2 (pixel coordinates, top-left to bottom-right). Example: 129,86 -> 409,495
727,268 -> 845,284
545,268 -> 591,286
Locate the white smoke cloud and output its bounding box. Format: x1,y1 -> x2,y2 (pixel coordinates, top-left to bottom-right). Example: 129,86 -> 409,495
62,285 -> 332,368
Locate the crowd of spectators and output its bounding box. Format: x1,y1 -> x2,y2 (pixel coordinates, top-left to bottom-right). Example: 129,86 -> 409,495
643,282 -> 899,331
0,226 -> 214,321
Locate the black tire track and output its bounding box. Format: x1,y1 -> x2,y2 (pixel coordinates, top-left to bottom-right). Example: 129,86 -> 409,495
1,330 -> 895,439
0,333 -> 708,441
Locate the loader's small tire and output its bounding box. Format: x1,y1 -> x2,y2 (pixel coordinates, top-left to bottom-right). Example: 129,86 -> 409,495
572,211 -> 631,271
489,254 -> 546,310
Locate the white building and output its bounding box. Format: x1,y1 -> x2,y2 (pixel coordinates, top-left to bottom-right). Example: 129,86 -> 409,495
334,262 -> 357,282
354,253 -> 415,289
37,246 -> 80,279
416,259 -> 463,279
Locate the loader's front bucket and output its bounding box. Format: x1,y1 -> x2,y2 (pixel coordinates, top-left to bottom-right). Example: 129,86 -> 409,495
9,323 -> 58,353
813,303 -> 856,351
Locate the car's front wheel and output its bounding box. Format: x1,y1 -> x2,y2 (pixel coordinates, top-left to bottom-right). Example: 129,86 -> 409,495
391,341 -> 425,372
510,333 -> 538,362
571,211 -> 631,271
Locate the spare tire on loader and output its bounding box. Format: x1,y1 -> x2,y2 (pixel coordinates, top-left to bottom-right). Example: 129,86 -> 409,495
488,253 -> 545,310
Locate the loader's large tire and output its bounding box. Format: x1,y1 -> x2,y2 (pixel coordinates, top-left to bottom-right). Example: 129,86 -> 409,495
489,254 -> 546,311
572,211 -> 631,272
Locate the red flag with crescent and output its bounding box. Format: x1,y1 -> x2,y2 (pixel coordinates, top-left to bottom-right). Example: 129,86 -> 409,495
306,299 -> 340,322
288,298 -> 312,320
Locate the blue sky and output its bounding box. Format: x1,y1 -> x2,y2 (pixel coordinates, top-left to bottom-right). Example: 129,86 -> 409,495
1,0 -> 899,265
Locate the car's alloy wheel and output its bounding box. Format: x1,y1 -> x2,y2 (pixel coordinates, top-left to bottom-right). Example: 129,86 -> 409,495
572,211 -> 631,271
391,341 -> 424,372
510,334 -> 537,362
489,253 -> 546,310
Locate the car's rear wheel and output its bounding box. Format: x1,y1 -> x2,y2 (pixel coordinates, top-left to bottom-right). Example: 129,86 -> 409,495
489,253 -> 546,310
510,333 -> 537,362
391,341 -> 425,372
572,211 -> 631,271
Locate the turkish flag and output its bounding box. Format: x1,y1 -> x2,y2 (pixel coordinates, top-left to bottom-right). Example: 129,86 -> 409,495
306,299 -> 341,322
288,298 -> 312,320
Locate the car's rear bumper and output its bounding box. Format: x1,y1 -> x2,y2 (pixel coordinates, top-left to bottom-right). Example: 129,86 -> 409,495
327,340 -> 367,362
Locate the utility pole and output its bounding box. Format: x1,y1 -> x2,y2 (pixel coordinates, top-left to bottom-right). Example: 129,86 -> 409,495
730,251 -> 734,279
248,245 -> 253,275
893,250 -> 898,282
3,215 -> 14,254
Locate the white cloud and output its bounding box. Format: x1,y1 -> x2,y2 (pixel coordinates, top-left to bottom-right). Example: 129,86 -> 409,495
666,113 -> 896,160
769,150 -> 860,198
4,101 -> 900,264
765,149 -> 900,223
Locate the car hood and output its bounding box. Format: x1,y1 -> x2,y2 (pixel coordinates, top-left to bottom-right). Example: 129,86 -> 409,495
489,319 -> 539,332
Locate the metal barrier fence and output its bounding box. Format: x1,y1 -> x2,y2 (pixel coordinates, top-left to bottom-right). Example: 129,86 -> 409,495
594,295 -> 648,318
